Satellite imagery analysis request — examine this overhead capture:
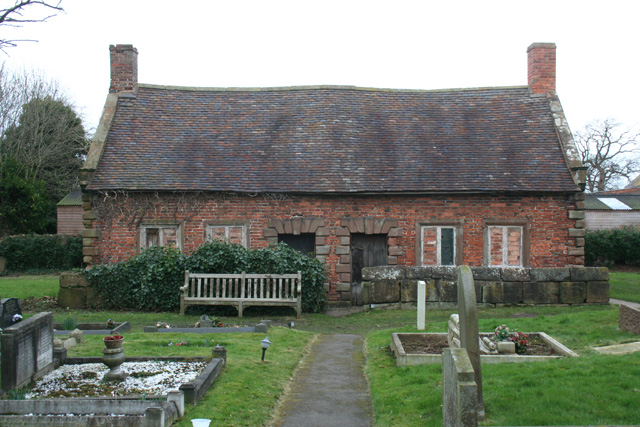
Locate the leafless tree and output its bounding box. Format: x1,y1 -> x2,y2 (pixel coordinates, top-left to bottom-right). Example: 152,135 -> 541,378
0,65 -> 87,232
575,119 -> 640,192
0,1 -> 64,52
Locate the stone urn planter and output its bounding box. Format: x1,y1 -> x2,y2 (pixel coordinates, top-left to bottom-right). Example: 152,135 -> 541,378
102,335 -> 127,381
103,335 -> 124,349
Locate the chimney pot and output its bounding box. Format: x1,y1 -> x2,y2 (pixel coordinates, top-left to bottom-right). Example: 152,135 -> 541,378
109,44 -> 138,93
527,43 -> 556,95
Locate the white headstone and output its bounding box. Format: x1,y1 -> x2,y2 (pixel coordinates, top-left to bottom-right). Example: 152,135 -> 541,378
417,280 -> 426,330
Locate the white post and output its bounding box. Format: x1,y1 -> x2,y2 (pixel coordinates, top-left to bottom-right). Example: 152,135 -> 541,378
417,280 -> 426,330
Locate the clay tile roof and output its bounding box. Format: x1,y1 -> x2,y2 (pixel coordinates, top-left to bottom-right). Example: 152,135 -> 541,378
87,85 -> 578,193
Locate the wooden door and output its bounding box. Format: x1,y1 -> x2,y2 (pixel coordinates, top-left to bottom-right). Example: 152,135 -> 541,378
351,234 -> 387,305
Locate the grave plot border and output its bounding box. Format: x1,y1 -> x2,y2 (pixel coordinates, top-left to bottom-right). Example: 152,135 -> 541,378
143,323 -> 267,334
390,332 -> 578,366
53,321 -> 131,335
0,391 -> 183,427
0,355 -> 224,426
62,355 -> 225,405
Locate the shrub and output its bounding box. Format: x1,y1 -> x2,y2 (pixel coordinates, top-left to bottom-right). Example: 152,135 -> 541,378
0,234 -> 83,272
87,241 -> 328,313
247,243 -> 328,313
185,240 -> 250,273
585,226 -> 640,266
86,246 -> 185,311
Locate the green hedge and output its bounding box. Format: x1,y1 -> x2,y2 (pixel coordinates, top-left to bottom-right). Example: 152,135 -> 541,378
86,241 -> 328,313
585,226 -> 640,266
0,234 -> 83,272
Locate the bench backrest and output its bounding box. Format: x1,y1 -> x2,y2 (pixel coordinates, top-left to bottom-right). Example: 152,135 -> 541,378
183,271 -> 302,300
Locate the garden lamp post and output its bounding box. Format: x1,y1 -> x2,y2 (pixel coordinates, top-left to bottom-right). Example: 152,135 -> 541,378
261,337 -> 271,361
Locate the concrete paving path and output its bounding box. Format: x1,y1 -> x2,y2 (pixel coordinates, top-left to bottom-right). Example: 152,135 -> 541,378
274,334 -> 373,427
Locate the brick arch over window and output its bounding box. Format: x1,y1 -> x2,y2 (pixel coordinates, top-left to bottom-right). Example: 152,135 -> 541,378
263,218 -> 325,246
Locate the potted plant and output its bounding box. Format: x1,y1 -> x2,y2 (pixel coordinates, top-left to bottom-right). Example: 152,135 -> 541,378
103,334 -> 124,349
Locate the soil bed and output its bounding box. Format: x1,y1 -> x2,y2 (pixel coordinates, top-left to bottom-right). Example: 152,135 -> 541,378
399,333 -> 555,356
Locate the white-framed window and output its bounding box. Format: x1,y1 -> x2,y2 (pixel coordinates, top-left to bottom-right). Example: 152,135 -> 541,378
206,224 -> 248,247
140,224 -> 181,251
420,225 -> 456,266
488,226 -> 523,267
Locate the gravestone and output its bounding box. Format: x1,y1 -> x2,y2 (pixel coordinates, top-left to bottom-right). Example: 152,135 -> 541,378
1,312 -> 55,391
457,266 -> 484,419
417,280 -> 426,330
199,314 -> 213,328
442,347 -> 478,427
0,297 -> 22,329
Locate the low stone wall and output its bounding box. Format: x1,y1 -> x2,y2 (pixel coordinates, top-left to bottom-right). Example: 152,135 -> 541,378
362,266 -> 609,306
58,272 -> 100,309
619,304 -> 640,334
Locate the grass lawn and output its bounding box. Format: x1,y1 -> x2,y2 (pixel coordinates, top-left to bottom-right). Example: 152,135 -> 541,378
8,271 -> 640,426
609,271 -> 640,303
65,327 -> 314,426
365,304 -> 640,426
0,274 -> 59,299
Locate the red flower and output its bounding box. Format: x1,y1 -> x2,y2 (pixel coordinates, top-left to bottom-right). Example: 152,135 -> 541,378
104,335 -> 123,341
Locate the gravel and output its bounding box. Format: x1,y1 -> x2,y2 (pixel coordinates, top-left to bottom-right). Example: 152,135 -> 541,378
26,361 -> 207,399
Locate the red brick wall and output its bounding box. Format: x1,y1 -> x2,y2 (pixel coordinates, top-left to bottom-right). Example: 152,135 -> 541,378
109,44 -> 138,93
86,192 -> 583,301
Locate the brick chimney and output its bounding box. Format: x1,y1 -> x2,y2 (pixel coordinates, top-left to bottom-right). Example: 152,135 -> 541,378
527,43 -> 556,95
109,44 -> 138,93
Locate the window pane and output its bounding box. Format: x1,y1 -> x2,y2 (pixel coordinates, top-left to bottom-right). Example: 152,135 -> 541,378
208,227 -> 227,242
421,227 -> 437,266
489,227 -> 504,266
506,227 -> 522,266
279,233 -> 315,257
440,228 -> 454,266
146,228 -> 159,247
163,227 -> 177,247
228,226 -> 244,245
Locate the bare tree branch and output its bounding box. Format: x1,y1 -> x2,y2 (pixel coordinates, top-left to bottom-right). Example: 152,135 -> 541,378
575,119 -> 640,192
0,1 -> 63,52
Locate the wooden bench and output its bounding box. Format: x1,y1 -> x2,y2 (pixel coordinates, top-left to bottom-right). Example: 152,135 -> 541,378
180,271 -> 302,318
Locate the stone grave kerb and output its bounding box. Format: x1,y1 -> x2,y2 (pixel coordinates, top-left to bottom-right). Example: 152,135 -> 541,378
457,265 -> 484,419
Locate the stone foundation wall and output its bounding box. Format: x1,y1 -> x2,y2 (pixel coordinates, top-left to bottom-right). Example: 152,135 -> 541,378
362,266 -> 609,306
619,304 -> 640,334
58,273 -> 100,309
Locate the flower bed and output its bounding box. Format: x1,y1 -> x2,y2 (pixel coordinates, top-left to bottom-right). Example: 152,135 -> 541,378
390,332 -> 578,366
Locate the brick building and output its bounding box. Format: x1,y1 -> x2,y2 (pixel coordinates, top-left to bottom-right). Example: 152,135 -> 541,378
81,43 -> 586,305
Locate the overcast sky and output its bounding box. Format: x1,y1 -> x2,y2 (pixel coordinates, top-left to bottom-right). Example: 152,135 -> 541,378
2,0 -> 639,135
